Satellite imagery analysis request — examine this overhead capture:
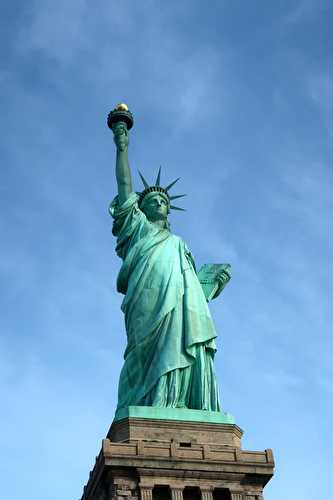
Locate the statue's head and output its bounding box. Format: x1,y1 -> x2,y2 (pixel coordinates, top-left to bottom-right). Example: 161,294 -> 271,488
138,168 -> 186,225
140,191 -> 170,223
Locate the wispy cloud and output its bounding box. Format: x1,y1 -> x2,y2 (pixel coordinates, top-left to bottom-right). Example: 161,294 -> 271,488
16,0 -> 89,61
285,0 -> 330,25
2,2 -> 333,500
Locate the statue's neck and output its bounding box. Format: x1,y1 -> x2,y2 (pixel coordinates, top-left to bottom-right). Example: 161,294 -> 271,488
151,219 -> 169,230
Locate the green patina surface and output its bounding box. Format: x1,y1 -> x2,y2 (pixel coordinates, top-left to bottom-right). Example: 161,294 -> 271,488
114,405 -> 235,424
108,105 -> 232,419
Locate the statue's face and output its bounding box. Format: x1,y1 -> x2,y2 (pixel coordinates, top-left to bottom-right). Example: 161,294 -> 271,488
141,193 -> 169,222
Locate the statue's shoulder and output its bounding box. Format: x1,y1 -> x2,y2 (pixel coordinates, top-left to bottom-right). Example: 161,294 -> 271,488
109,192 -> 140,219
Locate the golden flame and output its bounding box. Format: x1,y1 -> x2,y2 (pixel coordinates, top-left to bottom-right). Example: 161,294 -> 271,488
115,103 -> 129,111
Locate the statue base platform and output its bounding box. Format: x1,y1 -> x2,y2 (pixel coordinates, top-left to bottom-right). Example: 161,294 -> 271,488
114,405 -> 235,424
80,407 -> 274,500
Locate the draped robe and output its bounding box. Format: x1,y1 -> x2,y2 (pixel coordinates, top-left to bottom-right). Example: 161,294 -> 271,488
110,193 -> 221,413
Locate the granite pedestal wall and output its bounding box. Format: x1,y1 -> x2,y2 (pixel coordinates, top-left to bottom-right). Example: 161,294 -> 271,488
81,408 -> 274,500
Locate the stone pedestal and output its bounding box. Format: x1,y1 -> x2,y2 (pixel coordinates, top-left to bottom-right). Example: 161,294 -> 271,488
80,409 -> 274,500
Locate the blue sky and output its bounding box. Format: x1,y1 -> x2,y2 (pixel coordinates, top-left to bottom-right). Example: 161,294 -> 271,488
1,1 -> 333,499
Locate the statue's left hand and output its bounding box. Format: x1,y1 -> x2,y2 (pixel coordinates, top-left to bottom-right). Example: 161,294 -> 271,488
213,270 -> 231,300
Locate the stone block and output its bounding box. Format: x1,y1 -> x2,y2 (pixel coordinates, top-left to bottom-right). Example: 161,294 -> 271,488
109,416 -> 243,448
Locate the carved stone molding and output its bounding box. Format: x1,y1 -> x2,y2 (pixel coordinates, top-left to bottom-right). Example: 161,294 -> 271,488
140,486 -> 153,500
201,489 -> 213,500
231,494 -> 243,500
170,487 -> 183,500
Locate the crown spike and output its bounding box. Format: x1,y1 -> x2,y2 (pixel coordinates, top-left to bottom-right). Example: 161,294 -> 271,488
169,194 -> 186,201
138,170 -> 149,189
155,166 -> 162,186
170,205 -> 186,211
165,177 -> 180,191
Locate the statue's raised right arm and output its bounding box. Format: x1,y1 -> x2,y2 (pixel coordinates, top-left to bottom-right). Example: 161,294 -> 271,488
112,122 -> 133,205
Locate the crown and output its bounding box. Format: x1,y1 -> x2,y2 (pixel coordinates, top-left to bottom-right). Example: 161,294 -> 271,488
138,167 -> 186,211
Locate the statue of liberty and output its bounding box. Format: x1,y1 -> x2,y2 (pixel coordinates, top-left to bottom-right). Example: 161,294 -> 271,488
108,104 -> 231,417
